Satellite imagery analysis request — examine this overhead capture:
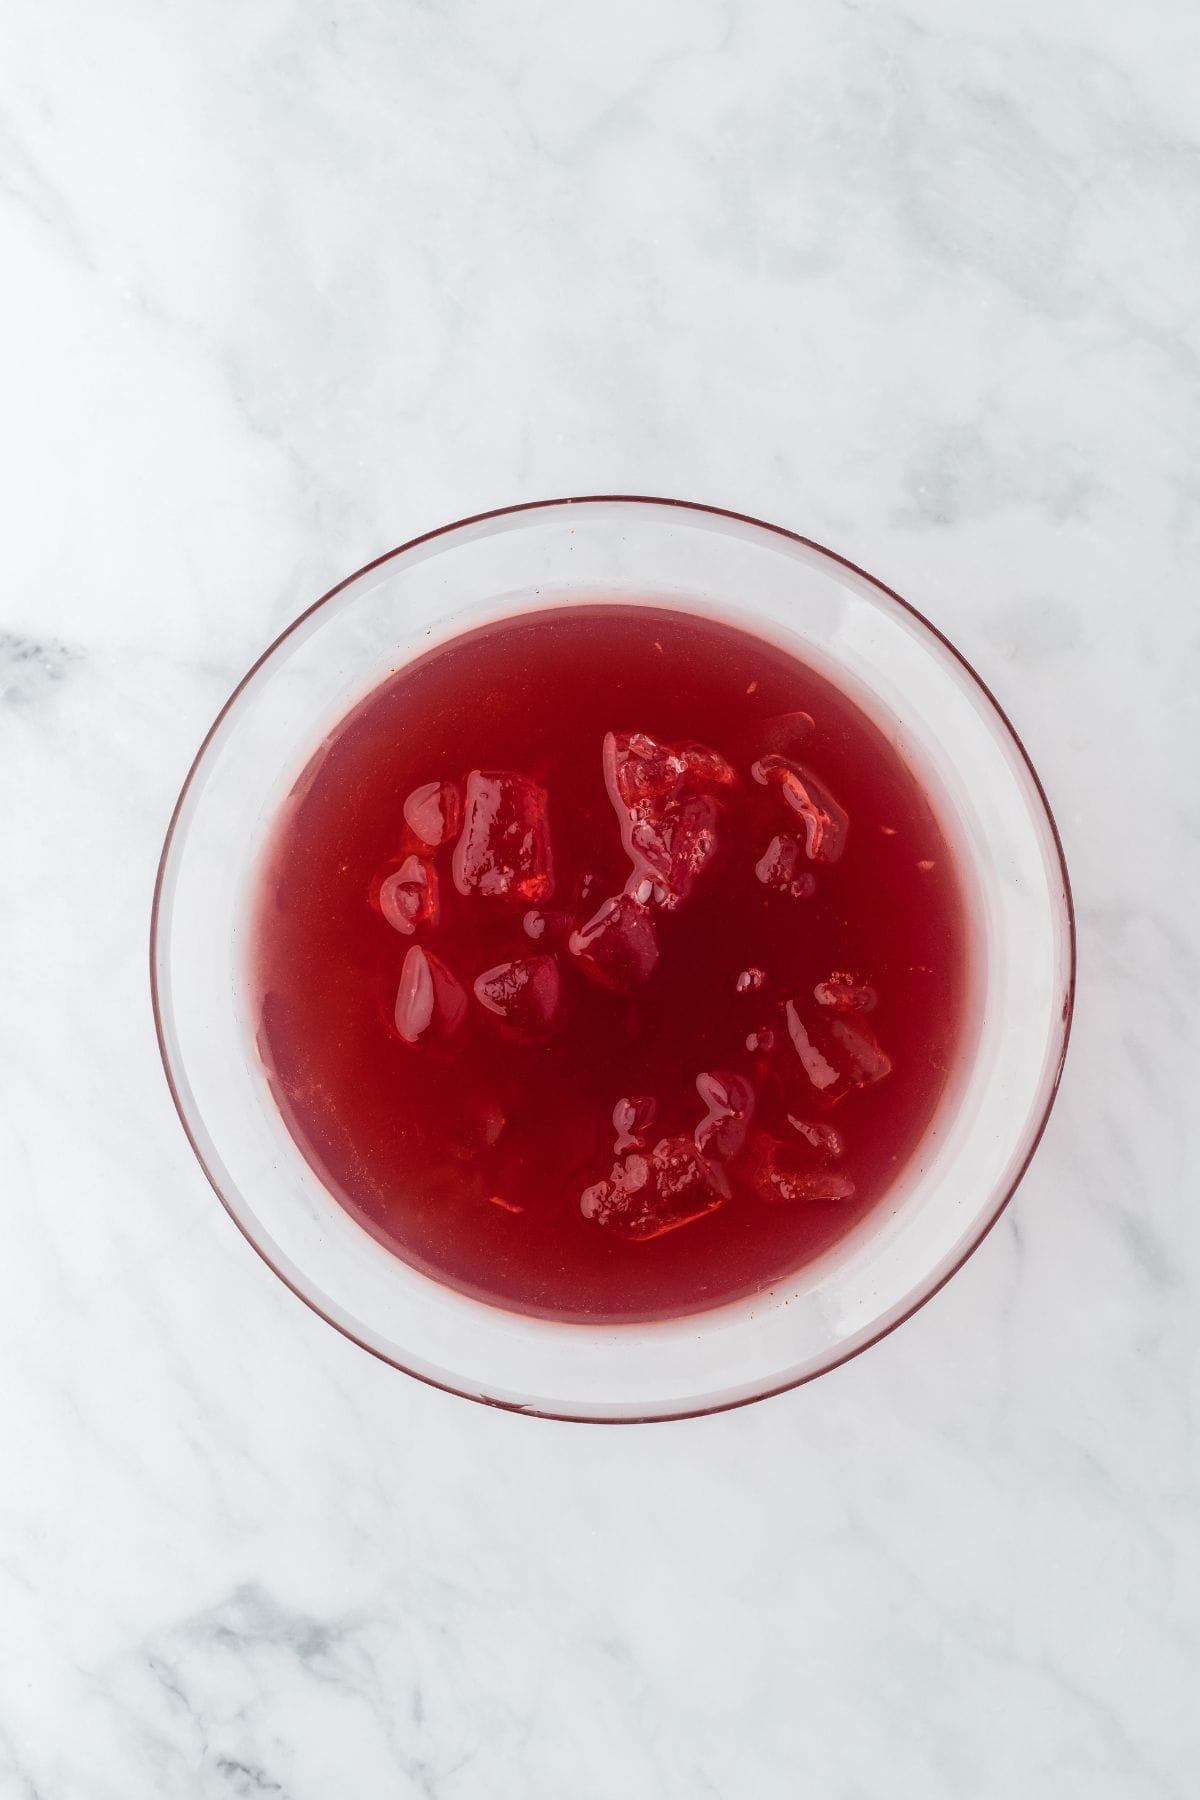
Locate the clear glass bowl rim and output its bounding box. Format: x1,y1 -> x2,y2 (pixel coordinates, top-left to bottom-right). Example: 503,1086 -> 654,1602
150,494 -> 1077,1423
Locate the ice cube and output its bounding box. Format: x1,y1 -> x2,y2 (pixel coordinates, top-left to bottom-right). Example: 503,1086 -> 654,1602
377,855 -> 438,935
830,1015 -> 893,1084
394,945 -> 468,1045
786,1117 -> 845,1157
522,908 -> 572,942
784,998 -> 892,1106
625,791 -> 720,910
602,731 -> 731,909
603,730 -> 733,807
452,771 -> 554,902
814,972 -> 877,1012
651,1136 -> 726,1208
752,755 -> 848,863
755,710 -> 815,754
603,730 -> 689,807
473,954 -> 563,1041
762,1163 -> 857,1204
445,1090 -> 507,1160
402,780 -> 461,848
580,1135 -> 724,1241
612,1094 -> 658,1154
568,893 -> 659,990
754,834 -> 817,898
694,1070 -> 756,1161
677,742 -> 738,789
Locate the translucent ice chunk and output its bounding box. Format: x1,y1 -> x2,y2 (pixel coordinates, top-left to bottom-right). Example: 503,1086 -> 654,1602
603,730 -> 735,809
651,1135 -> 726,1207
473,954 -> 563,1041
602,731 -> 731,909
612,1094 -> 658,1154
522,908 -> 572,942
624,791 -> 720,911
452,771 -> 554,902
752,755 -> 848,863
445,1090 -> 506,1161
754,834 -> 817,898
829,1015 -> 893,1084
402,780 -> 461,848
762,1163 -> 857,1203
568,893 -> 659,990
784,998 -> 892,1106
814,972 -> 877,1012
694,1070 -> 755,1161
377,855 -> 438,935
603,731 -> 687,807
581,1135 -> 724,1241
786,1117 -> 845,1157
755,710 -> 815,754
676,742 -> 738,790
395,945 -> 468,1045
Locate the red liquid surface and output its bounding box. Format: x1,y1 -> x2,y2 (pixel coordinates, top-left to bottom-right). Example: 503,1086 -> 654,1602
252,606 -> 973,1323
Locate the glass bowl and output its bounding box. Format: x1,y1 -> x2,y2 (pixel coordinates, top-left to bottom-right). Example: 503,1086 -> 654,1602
151,497 -> 1074,1422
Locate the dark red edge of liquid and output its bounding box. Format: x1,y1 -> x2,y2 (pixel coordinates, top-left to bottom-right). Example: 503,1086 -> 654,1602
249,602 -> 983,1328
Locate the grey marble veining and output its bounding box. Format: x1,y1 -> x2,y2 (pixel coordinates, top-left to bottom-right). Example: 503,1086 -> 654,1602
1,2 -> 1198,1795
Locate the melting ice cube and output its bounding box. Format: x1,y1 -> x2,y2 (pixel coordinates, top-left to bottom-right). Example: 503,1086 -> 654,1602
603,731 -> 735,809
394,945 -> 468,1045
624,791 -> 720,911
580,1136 -> 724,1242
472,954 -> 563,1042
814,972 -> 877,1012
693,1070 -> 756,1161
752,754 -> 848,863
754,834 -> 817,898
452,771 -> 554,902
402,781 -> 461,848
377,855 -> 438,935
761,1162 -> 857,1204
755,710 -> 816,755
602,731 -> 732,909
784,999 -> 892,1106
786,1117 -> 845,1158
612,1094 -> 658,1154
568,893 -> 659,990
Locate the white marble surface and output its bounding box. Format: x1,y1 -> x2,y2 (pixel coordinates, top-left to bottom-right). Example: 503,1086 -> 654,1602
2,1 -> 1197,1793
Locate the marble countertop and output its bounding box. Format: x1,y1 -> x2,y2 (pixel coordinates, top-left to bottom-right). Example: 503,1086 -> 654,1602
3,3 -> 1197,1795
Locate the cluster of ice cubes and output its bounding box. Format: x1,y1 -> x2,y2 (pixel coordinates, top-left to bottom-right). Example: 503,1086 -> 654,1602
372,730 -> 888,1240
